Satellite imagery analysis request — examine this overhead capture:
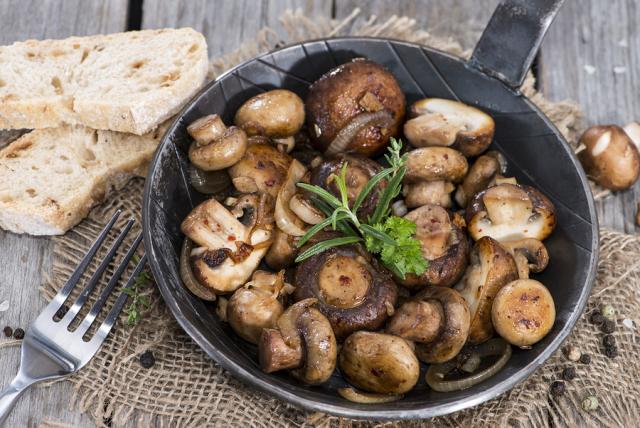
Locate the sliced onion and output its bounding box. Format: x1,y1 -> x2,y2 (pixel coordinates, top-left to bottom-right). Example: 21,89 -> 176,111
325,110 -> 394,156
180,238 -> 217,301
189,165 -> 232,195
425,338 -> 512,392
289,194 -> 324,225
275,160 -> 308,236
338,387 -> 402,404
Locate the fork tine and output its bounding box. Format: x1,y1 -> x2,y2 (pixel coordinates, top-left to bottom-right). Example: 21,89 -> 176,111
76,232 -> 143,336
91,255 -> 148,344
62,218 -> 135,327
51,210 -> 122,310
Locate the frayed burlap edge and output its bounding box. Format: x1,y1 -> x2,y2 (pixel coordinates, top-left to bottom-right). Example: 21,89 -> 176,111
40,8 -> 639,428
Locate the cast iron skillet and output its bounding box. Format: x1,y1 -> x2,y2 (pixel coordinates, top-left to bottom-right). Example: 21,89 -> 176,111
143,0 -> 598,419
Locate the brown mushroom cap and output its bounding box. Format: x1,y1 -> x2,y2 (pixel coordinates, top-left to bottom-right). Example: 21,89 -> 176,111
293,244 -> 397,339
454,236 -> 519,344
500,238 -> 549,279
466,183 -> 556,242
265,228 -> 299,270
228,141 -> 292,197
455,151 -> 505,207
339,331 -> 420,394
308,154 -> 386,220
234,89 -> 305,138
578,125 -> 640,190
404,98 -> 495,157
187,114 -> 248,171
491,279 -> 556,347
404,147 -> 468,184
305,58 -> 406,156
397,205 -> 469,289
403,180 -> 455,209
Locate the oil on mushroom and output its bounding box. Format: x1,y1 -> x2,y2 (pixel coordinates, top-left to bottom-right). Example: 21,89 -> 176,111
228,139 -> 292,197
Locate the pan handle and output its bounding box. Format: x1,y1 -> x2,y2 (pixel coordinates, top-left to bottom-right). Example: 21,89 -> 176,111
469,0 -> 565,88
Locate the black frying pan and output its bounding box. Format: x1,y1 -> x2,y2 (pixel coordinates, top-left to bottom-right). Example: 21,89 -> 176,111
143,0 -> 598,419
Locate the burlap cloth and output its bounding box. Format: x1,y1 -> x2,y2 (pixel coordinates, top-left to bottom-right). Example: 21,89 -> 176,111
36,10 -> 639,428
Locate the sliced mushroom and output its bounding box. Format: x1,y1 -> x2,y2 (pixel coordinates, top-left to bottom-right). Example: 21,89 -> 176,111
187,114 -> 248,171
404,147 -> 468,184
180,196 -> 273,294
454,236 -> 519,344
491,279 -> 556,348
339,331 -> 420,395
259,298 -> 337,385
578,125 -> 640,190
227,270 -> 289,344
234,89 -> 305,139
387,286 -> 470,363
403,180 -> 455,209
306,58 -> 406,156
274,159 -> 308,236
265,228 -> 299,270
293,244 -> 397,339
228,140 -> 292,197
404,98 -> 495,157
455,151 -> 506,207
500,238 -> 549,279
398,205 -> 469,290
308,154 -> 386,220
466,183 -> 556,242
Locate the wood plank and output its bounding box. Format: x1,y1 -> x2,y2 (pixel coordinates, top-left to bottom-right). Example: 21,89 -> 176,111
539,0 -> 640,232
335,0 -> 501,51
142,0 -> 333,59
0,1 -> 128,427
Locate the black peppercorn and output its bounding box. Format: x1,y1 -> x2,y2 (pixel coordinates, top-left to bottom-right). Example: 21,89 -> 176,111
3,326 -> 13,337
604,346 -> 618,359
140,350 -> 155,368
603,334 -> 616,348
13,328 -> 25,340
589,311 -> 604,325
550,381 -> 565,397
579,353 -> 591,364
562,367 -> 576,381
601,320 -> 616,334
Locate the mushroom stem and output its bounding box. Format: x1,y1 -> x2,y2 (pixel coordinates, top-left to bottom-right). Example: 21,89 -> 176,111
259,328 -> 303,373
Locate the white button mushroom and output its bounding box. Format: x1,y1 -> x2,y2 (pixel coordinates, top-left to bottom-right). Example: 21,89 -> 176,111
187,114 -> 248,171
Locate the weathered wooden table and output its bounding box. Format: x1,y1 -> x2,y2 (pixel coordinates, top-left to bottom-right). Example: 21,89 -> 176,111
0,1 -> 637,426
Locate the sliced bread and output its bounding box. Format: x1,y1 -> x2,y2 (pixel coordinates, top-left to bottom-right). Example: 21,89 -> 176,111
0,125 -> 163,235
0,28 -> 208,135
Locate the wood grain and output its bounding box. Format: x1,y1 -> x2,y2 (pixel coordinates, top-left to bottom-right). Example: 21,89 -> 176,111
539,0 -> 640,232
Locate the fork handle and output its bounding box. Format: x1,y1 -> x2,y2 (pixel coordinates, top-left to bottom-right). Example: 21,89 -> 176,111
0,375 -> 34,426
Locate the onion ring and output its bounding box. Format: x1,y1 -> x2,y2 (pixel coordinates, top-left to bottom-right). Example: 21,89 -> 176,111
289,194 -> 324,225
338,387 -> 402,404
189,165 -> 232,195
325,110 -> 394,156
275,160 -> 308,236
180,238 -> 217,301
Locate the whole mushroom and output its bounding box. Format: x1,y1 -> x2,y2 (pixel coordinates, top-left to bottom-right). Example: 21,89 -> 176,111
466,183 -> 556,242
265,228 -> 299,270
259,298 -> 337,385
187,114 -> 248,171
339,331 -> 420,395
455,151 -> 507,207
293,244 -> 397,339
228,139 -> 292,197
397,205 -> 469,289
403,181 -> 455,209
500,238 -> 549,279
454,236 -> 519,344
306,58 -> 406,156
578,125 -> 640,190
404,98 -> 495,157
387,286 -> 470,363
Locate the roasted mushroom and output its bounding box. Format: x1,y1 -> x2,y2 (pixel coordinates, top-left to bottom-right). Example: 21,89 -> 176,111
228,140 -> 292,197
294,244 -> 397,339
306,58 -> 406,156
466,183 -> 556,242
454,236 -> 519,344
578,125 -> 640,190
265,228 -> 299,270
180,196 -> 273,294
227,270 -> 291,344
387,286 -> 470,363
500,238 -> 549,279
491,279 -> 556,348
455,151 -> 506,207
404,98 -> 495,157
403,181 -> 455,209
339,331 -> 420,394
397,205 -> 469,289
308,154 -> 386,220
274,159 -> 309,236
404,147 -> 468,183
259,298 -> 337,384
187,114 -> 248,171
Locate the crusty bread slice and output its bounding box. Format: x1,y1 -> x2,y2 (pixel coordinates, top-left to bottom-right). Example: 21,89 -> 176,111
0,28 -> 207,135
0,125 -> 163,235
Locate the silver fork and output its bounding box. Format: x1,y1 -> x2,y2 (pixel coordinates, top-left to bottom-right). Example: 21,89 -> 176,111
0,210 -> 146,425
